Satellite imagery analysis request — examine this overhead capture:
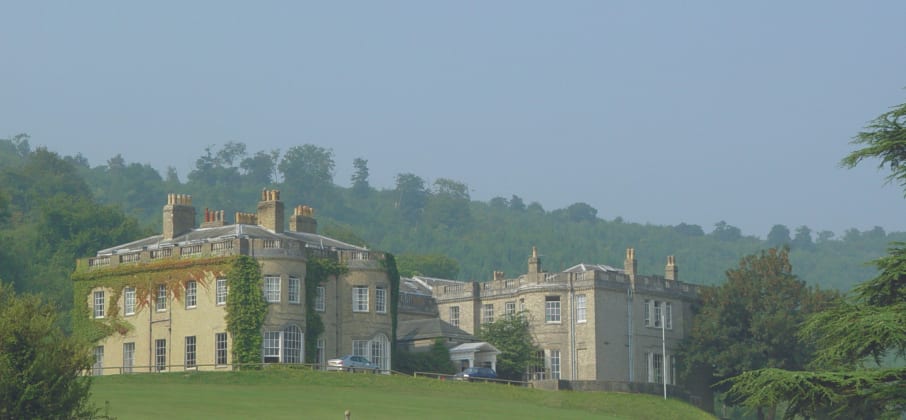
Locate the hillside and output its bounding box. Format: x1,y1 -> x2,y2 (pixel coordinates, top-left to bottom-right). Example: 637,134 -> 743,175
0,136 -> 897,317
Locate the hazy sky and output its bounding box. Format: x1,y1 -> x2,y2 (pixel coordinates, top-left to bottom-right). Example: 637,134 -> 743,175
3,2 -> 905,237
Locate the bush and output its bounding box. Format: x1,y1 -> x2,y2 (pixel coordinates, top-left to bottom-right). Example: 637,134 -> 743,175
0,282 -> 97,419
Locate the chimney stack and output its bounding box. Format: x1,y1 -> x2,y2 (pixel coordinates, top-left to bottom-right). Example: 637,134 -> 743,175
256,189 -> 284,233
163,194 -> 195,240
665,255 -> 678,281
528,246 -> 542,273
288,205 -> 318,234
624,247 -> 637,284
201,208 -> 227,228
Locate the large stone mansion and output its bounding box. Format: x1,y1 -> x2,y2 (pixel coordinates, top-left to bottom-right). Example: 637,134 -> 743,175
74,190 -> 393,374
74,189 -> 705,406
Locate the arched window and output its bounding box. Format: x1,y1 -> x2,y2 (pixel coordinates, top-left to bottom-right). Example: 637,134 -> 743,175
283,324 -> 303,363
369,333 -> 390,372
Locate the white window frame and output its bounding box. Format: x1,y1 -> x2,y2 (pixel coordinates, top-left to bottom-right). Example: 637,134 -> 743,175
352,340 -> 368,357
482,303 -> 494,324
123,342 -> 135,373
215,332 -> 228,366
92,346 -> 104,376
545,296 -> 561,323
265,275 -> 281,303
353,286 -> 369,312
576,294 -> 587,323
263,330 -> 281,363
647,352 -> 664,384
288,277 -> 301,304
550,349 -> 561,380
375,287 -> 387,314
186,281 -> 197,309
505,301 -> 516,317
124,287 -> 136,316
216,278 -> 228,306
643,299 -> 651,327
665,302 -> 673,330
449,306 -> 460,327
185,336 -> 197,369
315,286 -> 325,312
654,300 -> 662,328
156,284 -> 167,312
155,339 -> 166,372
93,290 -> 105,319
283,325 -> 303,363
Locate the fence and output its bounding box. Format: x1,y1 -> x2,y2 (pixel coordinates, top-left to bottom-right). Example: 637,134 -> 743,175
413,371 -> 531,387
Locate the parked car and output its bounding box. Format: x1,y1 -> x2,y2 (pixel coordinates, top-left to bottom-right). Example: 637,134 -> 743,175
453,367 -> 497,381
326,355 -> 379,372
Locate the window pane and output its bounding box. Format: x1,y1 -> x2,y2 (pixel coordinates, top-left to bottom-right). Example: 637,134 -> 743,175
375,288 -> 386,313
545,296 -> 561,323
265,276 -> 281,303
93,291 -> 105,319
315,286 -> 325,312
186,281 -> 197,308
93,346 -> 104,376
288,277 -> 300,304
263,331 -> 281,363
124,287 -> 136,316
215,333 -> 228,365
185,336 -> 196,368
156,285 -> 167,311
216,279 -> 228,305
155,339 -> 167,372
576,294 -> 586,322
283,325 -> 302,363
449,306 -> 460,327
123,343 -> 135,373
353,287 -> 369,312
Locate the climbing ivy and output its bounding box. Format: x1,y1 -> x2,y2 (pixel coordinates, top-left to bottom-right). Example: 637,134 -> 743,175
304,257 -> 347,363
381,253 -> 401,360
71,257 -> 233,344
225,256 -> 267,366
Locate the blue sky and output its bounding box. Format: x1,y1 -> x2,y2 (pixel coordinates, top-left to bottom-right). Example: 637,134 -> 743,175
2,1 -> 905,237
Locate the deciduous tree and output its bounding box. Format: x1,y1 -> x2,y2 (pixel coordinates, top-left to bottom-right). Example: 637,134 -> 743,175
479,313 -> 540,381
726,98 -> 906,419
0,282 -> 97,419
678,248 -> 838,418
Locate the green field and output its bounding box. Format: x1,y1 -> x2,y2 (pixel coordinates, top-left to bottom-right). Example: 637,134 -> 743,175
90,369 -> 714,419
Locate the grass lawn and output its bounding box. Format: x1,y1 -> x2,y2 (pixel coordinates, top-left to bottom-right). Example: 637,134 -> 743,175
91,368 -> 715,420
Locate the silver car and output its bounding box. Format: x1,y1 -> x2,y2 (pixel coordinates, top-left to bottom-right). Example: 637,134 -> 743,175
326,355 -> 379,372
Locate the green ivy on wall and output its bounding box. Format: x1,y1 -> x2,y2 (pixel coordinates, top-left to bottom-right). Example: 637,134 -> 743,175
225,255 -> 267,366
381,253 -> 401,361
71,257 -> 234,344
304,258 -> 347,363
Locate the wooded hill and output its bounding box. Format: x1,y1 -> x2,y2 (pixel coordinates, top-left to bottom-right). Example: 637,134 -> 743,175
0,136 -> 897,316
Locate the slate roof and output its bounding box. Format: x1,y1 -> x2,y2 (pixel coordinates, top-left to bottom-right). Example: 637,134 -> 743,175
563,263 -> 624,274
396,318 -> 476,343
95,224 -> 366,256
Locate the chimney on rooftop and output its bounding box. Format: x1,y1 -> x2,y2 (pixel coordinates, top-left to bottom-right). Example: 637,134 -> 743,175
256,189 -> 284,233
288,205 -> 318,234
624,247 -> 637,284
201,208 -> 227,228
163,193 -> 196,240
528,246 -> 542,274
665,255 -> 678,281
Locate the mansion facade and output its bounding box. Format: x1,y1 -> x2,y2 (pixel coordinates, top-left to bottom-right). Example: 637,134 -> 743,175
74,190 -> 393,375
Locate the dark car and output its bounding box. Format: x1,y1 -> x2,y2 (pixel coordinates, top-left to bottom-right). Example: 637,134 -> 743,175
454,367 -> 497,381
